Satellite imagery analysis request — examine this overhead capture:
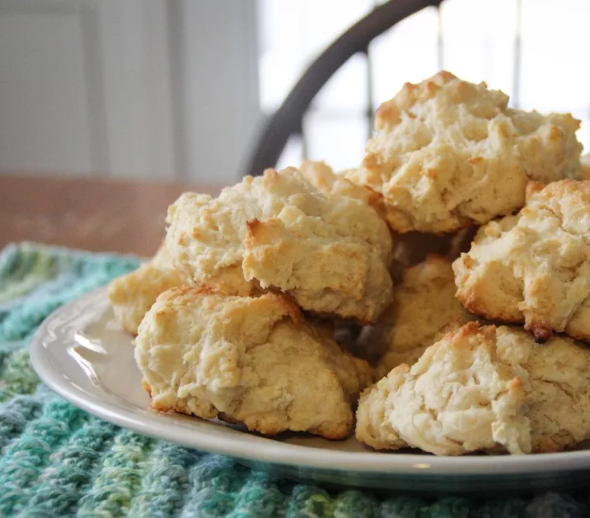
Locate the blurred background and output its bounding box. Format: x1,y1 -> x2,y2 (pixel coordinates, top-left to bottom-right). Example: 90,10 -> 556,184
0,0 -> 589,184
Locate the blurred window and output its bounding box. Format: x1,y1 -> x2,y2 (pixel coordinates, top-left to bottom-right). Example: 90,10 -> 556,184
258,0 -> 590,170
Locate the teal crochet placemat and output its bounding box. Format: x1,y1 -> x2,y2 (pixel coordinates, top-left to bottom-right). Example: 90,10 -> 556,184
0,242 -> 589,518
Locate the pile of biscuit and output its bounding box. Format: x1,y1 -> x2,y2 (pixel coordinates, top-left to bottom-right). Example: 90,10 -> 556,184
109,71 -> 590,456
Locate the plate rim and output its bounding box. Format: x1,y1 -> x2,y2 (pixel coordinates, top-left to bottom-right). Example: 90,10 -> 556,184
30,287 -> 590,476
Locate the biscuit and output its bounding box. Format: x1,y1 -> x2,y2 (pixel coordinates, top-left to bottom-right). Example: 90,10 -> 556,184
362,256 -> 475,378
495,325 -> 590,452
299,160 -> 383,209
298,161 -> 479,283
356,323 -> 590,455
298,162 -> 477,292
582,154 -> 590,180
453,180 -> 590,342
347,71 -> 582,233
356,323 -> 530,455
108,244 -> 186,335
166,167 -> 394,322
135,288 -> 372,438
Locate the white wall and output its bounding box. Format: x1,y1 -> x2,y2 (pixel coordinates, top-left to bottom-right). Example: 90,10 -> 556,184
98,0 -> 176,180
0,0 -> 98,175
175,0 -> 261,182
0,0 -> 261,183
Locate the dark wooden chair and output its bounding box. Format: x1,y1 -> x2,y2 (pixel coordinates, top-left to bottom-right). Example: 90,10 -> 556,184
244,0 -> 443,178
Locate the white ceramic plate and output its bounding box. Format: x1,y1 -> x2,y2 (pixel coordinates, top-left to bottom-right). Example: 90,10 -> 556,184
31,287 -> 590,493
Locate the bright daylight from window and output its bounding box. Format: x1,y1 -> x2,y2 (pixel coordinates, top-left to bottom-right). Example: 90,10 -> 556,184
258,0 -> 590,172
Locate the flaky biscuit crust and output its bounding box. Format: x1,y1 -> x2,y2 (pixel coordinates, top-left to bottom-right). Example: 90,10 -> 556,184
453,180 -> 590,341
494,326 -> 590,453
357,323 -> 590,455
166,167 -> 393,322
107,244 -> 186,335
356,323 -> 531,455
365,256 -> 475,378
347,71 -> 582,233
581,153 -> 590,181
299,160 -> 385,212
135,288 -> 372,439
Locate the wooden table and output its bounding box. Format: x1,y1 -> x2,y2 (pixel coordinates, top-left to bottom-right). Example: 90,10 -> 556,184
0,174 -> 223,257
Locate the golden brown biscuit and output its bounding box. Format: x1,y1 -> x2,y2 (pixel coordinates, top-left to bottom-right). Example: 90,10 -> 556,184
135,288 -> 372,439
363,256 -> 475,378
453,180 -> 590,342
166,167 -> 393,322
347,71 -> 582,234
582,153 -> 590,180
299,160 -> 383,208
356,323 -> 530,455
299,161 -> 479,281
242,215 -> 393,324
495,325 -> 590,453
107,244 -> 186,335
356,323 -> 590,455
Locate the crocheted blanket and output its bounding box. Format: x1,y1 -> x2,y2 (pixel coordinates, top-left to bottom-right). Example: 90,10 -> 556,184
0,242 -> 588,518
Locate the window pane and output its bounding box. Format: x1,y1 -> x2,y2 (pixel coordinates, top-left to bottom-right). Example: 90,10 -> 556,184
276,134 -> 304,170
520,0 -> 590,110
519,0 -> 590,150
440,0 -> 517,98
301,0 -> 373,58
312,54 -> 368,114
257,0 -> 373,112
370,7 -> 439,110
258,0 -> 307,111
304,112 -> 366,171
